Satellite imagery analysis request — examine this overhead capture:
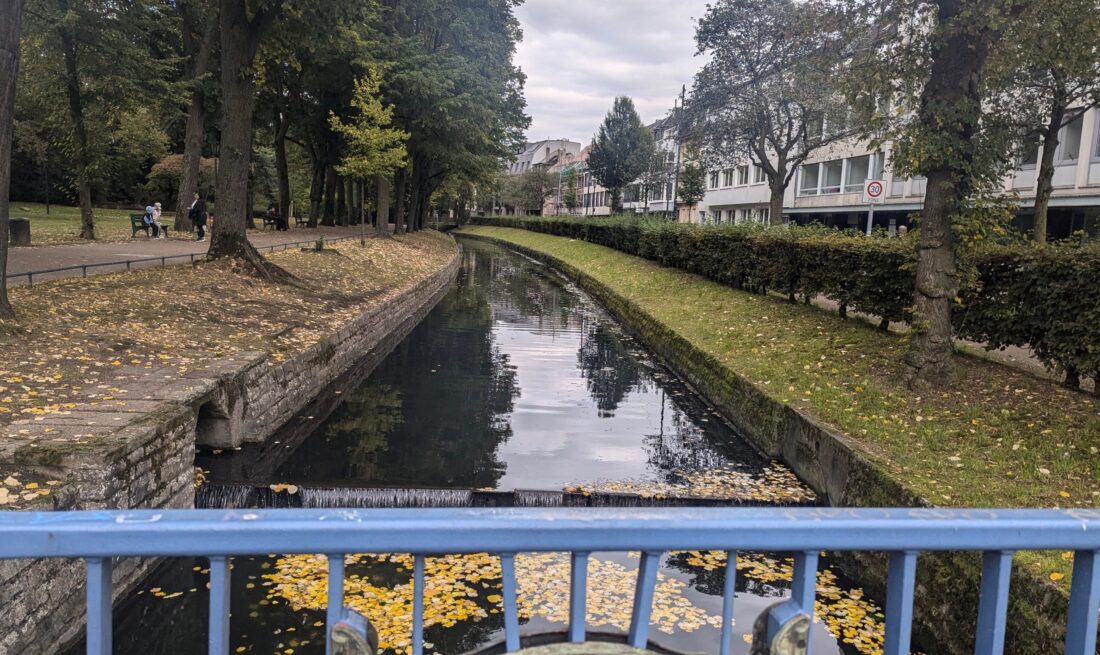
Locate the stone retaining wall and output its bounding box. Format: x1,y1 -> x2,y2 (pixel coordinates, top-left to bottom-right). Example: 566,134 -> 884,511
459,232 -> 1070,655
0,244 -> 460,654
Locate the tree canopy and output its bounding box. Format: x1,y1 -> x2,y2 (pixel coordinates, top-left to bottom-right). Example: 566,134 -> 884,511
588,96 -> 656,214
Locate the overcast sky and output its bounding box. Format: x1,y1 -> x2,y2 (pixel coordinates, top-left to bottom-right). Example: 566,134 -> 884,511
514,0 -> 711,144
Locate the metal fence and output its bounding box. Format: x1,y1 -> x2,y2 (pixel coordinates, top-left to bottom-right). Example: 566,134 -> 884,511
10,236 -> 362,287
0,507 -> 1097,655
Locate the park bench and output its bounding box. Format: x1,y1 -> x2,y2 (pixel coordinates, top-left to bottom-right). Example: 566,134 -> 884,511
262,214 -> 279,230
294,214 -> 309,227
129,214 -> 170,239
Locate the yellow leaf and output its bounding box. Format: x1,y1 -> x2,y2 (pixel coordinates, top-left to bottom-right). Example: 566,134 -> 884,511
1050,572 -> 1065,582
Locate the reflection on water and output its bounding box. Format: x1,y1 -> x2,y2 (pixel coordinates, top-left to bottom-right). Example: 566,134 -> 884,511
82,238 -> 885,655
274,238 -> 771,492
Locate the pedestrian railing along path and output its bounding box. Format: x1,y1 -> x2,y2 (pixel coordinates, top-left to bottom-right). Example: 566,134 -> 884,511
0,508 -> 1098,655
10,236 -> 361,287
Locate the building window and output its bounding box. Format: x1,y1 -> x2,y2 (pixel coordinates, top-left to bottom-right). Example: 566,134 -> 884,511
846,155 -> 870,193
799,164 -> 820,196
752,165 -> 766,184
821,160 -> 843,194
873,152 -> 886,181
737,165 -> 749,186
723,169 -> 735,187
758,208 -> 770,223
1018,135 -> 1040,168
1056,111 -> 1085,164
709,171 -> 720,189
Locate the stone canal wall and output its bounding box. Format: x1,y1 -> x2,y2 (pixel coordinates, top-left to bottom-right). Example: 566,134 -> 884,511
0,243 -> 461,655
459,232 -> 1069,655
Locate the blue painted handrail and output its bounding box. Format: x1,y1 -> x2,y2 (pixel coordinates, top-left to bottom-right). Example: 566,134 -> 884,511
0,507 -> 1097,655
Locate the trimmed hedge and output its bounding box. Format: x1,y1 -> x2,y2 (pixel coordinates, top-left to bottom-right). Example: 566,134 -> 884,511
473,215 -> 1100,388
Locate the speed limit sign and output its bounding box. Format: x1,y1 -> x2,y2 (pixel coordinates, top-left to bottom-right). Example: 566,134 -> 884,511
863,179 -> 886,204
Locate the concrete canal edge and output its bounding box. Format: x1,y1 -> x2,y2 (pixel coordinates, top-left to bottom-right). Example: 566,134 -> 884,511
458,232 -> 1070,655
0,240 -> 462,655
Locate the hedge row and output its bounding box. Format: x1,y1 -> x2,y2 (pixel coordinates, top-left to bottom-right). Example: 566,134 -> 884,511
473,215 -> 1100,388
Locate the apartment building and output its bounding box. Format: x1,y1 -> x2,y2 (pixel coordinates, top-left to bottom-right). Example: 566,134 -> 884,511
507,139 -> 582,176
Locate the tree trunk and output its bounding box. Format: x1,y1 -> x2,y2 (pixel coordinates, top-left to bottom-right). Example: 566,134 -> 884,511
308,154 -> 323,227
345,176 -> 355,226
208,0 -> 288,282
175,6 -> 216,232
57,0 -> 95,240
335,174 -> 347,227
0,0 -> 24,318
768,184 -> 785,226
375,174 -> 390,237
610,188 -> 623,214
274,110 -> 291,229
1033,102 -> 1065,245
322,165 -> 337,226
394,168 -> 407,235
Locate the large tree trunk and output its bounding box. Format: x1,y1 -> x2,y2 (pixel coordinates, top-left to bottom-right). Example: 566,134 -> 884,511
274,110 -> 291,229
394,168 -> 407,235
308,152 -> 323,227
375,174 -> 390,237
209,0 -> 288,281
322,165 -> 337,226
768,184 -> 785,226
1033,101 -> 1065,245
904,0 -> 994,389
0,0 -> 24,318
175,4 -> 217,232
57,0 -> 95,240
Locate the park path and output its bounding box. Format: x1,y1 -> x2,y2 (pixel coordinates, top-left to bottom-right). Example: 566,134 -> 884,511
7,225 -> 377,284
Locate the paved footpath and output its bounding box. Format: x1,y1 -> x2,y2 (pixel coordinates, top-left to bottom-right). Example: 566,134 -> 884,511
7,225 -> 376,284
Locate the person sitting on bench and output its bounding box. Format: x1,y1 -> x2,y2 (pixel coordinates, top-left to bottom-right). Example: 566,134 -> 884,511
143,204 -> 163,239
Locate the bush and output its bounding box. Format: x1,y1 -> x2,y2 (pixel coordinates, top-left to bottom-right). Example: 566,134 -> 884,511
473,215 -> 1100,388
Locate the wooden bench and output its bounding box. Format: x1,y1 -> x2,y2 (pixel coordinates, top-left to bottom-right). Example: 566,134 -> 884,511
262,215 -> 279,230
130,214 -> 170,238
294,214 -> 309,227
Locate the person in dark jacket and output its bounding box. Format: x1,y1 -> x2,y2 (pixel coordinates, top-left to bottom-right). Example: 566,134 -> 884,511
188,192 -> 208,242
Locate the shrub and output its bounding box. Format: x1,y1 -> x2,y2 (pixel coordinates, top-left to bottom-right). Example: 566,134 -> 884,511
473,215 -> 1100,389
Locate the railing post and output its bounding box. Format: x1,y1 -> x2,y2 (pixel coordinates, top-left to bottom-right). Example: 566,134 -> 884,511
975,550 -> 1014,655
719,551 -> 737,655
792,551 -> 818,655
85,558 -> 112,655
628,551 -> 662,649
412,556 -> 425,655
884,551 -> 918,655
568,551 -> 589,643
327,555 -> 345,655
1064,550 -> 1100,655
208,556 -> 231,655
500,553 -> 521,652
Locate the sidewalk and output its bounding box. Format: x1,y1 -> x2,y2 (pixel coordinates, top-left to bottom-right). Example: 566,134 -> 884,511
7,225 -> 377,284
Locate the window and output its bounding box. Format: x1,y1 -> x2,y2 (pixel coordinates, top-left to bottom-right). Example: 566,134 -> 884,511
737,165 -> 750,186
652,184 -> 663,200
873,152 -> 886,181
752,165 -> 766,184
846,155 -> 870,193
1093,112 -> 1100,161
723,169 -> 735,187
758,208 -> 770,223
822,160 -> 843,194
709,171 -> 720,189
799,164 -> 820,196
1056,111 -> 1085,164
1018,135 -> 1040,168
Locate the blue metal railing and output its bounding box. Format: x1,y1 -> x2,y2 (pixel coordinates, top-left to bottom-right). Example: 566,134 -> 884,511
0,507 -> 1098,655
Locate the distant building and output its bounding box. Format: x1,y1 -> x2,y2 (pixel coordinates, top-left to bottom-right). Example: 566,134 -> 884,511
507,140 -> 582,175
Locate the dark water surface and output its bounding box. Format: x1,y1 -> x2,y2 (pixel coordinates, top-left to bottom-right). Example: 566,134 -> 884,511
82,238 -> 881,655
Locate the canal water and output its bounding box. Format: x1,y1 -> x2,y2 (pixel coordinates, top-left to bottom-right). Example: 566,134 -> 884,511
80,238 -> 887,655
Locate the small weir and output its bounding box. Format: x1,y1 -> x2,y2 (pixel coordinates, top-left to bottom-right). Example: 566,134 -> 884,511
197,483 -> 820,510
92,238 -> 885,655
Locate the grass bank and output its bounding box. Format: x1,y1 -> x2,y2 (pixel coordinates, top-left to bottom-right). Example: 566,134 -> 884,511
458,228 -> 1099,577
0,231 -> 455,437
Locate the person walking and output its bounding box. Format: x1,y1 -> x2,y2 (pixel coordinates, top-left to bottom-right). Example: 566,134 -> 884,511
188,192 -> 208,242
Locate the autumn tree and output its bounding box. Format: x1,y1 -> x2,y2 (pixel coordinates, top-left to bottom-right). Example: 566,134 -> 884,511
173,0 -> 218,231
0,0 -> 24,318
690,0 -> 853,226
330,70 -> 409,238
587,96 -> 655,214
848,0 -> 1029,389
987,0 -> 1100,243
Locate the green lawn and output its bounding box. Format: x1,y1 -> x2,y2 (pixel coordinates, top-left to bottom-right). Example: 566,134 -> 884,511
7,203 -> 186,245
460,226 -> 1100,584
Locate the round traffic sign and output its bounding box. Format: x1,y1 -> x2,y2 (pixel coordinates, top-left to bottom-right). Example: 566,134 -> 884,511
866,180 -> 884,198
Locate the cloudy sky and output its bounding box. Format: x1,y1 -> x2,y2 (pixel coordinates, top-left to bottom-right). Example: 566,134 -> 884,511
514,0 -> 711,144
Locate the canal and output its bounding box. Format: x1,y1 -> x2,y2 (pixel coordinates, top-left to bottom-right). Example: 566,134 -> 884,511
80,237 -> 887,655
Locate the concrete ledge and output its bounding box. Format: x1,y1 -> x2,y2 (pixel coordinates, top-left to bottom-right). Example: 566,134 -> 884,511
459,231 -> 1070,655
0,241 -> 461,655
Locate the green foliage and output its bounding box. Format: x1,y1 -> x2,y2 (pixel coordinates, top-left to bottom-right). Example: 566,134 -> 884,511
330,68 -> 409,180
677,158 -> 707,206
145,154 -> 216,206
562,167 -> 579,212
474,215 -> 1100,386
587,96 -> 656,212
500,168 -> 556,214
